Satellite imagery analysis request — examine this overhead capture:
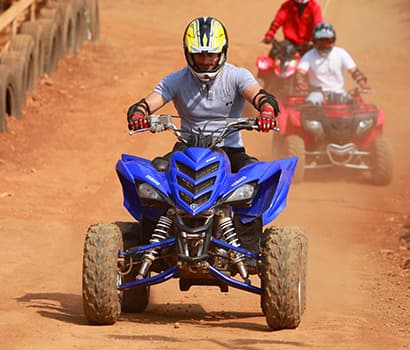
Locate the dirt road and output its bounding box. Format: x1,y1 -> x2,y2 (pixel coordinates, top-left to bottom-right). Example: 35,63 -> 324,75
0,0 -> 409,349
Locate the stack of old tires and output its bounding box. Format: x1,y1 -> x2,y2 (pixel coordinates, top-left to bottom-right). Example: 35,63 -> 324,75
0,0 -> 100,132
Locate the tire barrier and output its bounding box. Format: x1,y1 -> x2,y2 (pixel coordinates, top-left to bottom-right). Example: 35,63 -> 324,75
36,18 -> 59,74
49,0 -> 76,56
2,50 -> 26,115
71,0 -> 87,52
0,64 -> 21,131
39,8 -> 64,62
9,34 -> 37,92
19,21 -> 44,90
86,0 -> 100,41
0,0 -> 100,132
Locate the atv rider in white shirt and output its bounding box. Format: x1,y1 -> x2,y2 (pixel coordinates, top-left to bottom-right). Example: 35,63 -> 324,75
126,17 -> 280,258
296,22 -> 371,105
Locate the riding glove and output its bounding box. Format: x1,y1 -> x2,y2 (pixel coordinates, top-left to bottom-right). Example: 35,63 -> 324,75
127,108 -> 149,131
257,105 -> 276,133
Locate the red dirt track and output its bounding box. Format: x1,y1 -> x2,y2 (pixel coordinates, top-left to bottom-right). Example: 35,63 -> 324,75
0,1 -> 409,349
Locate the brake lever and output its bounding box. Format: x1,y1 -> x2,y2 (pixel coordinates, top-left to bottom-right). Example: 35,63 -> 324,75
128,128 -> 150,135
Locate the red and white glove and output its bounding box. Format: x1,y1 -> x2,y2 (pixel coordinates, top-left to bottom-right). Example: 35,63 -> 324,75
127,110 -> 149,131
256,105 -> 276,133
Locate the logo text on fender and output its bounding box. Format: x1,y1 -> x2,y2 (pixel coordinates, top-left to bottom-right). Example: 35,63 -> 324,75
231,176 -> 247,187
206,156 -> 217,163
145,174 -> 160,186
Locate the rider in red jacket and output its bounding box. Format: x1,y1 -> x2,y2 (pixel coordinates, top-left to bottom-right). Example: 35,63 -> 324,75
263,0 -> 323,52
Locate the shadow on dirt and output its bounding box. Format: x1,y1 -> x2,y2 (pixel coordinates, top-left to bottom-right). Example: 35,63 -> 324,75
110,333 -> 306,348
122,303 -> 264,328
121,304 -> 293,333
16,292 -> 86,325
15,294 -> 268,332
15,294 -> 308,344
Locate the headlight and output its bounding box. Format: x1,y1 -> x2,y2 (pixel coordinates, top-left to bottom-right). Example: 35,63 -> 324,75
288,59 -> 298,68
137,183 -> 164,202
304,120 -> 324,137
356,119 -> 374,136
224,183 -> 256,206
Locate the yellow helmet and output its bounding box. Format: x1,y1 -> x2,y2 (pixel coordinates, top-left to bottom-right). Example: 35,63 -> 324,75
183,17 -> 228,82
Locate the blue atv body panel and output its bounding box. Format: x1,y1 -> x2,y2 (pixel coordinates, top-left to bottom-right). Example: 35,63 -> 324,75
116,149 -> 297,226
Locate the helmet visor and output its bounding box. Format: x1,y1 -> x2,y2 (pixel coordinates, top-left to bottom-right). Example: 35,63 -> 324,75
314,38 -> 335,50
192,52 -> 221,72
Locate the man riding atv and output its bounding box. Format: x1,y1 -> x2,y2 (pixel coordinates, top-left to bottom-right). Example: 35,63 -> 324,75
262,0 -> 323,57
296,22 -> 371,104
127,16 -> 280,258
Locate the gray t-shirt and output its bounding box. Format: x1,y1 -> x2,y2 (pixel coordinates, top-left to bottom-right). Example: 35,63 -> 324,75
154,63 -> 257,147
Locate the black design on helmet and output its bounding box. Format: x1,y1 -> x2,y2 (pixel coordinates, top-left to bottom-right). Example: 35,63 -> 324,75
313,22 -> 336,54
183,17 -> 228,82
313,22 -> 336,41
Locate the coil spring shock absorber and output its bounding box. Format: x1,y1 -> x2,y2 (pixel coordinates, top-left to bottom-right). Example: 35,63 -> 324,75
218,217 -> 249,281
136,216 -> 172,279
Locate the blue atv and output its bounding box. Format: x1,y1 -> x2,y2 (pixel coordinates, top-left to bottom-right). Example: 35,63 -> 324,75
82,115 -> 308,330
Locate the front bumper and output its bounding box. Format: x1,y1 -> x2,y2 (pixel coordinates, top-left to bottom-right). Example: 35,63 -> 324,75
305,143 -> 370,169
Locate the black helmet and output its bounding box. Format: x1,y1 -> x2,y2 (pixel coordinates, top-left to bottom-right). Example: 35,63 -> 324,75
183,17 -> 228,82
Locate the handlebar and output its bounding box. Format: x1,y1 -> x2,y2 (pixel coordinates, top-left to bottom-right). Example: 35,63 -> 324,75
348,87 -> 373,96
128,114 -> 177,135
129,114 -> 279,148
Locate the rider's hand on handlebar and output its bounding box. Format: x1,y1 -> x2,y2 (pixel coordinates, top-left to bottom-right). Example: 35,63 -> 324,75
296,75 -> 309,93
262,35 -> 274,44
127,109 -> 149,131
358,81 -> 372,94
296,81 -> 309,93
256,105 -> 277,133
